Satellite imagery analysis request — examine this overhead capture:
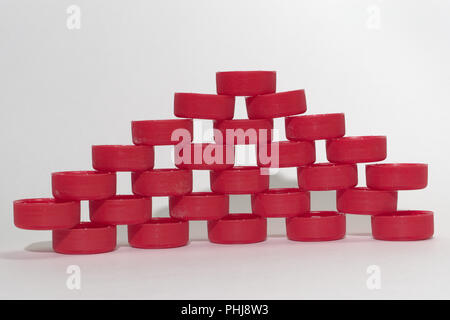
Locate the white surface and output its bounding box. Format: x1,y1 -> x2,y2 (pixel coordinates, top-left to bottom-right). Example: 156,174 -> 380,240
1,0 -> 450,299
1,233 -> 448,299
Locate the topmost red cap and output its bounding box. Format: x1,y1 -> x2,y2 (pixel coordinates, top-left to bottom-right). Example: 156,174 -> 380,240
216,71 -> 276,96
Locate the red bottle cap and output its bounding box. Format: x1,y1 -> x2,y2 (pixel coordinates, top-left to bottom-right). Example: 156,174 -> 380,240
174,143 -> 235,170
52,171 -> 116,200
132,169 -> 192,196
216,71 -> 276,96
246,90 -> 307,119
169,192 -> 229,220
297,163 -> 357,191
14,198 -> 80,230
52,222 -> 117,254
213,119 -> 273,145
89,195 -> 151,225
251,188 -> 310,217
286,211 -> 346,242
208,214 -> 267,244
174,93 -> 235,120
326,136 -> 387,163
371,210 -> 434,241
132,119 -> 193,146
128,218 -> 189,249
285,113 -> 345,141
257,140 -> 315,168
92,145 -> 154,172
210,166 -> 269,194
366,163 -> 428,190
337,187 -> 398,215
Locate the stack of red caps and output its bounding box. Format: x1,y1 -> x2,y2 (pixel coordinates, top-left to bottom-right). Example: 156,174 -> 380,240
13,70 -> 433,254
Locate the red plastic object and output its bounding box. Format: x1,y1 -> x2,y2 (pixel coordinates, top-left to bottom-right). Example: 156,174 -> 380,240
366,163 -> 428,190
257,140 -> 315,168
169,192 -> 229,220
210,167 -> 269,194
132,119 -> 193,146
246,90 -> 307,119
52,171 -> 116,200
128,218 -> 189,249
285,113 -> 345,141
52,222 -> 117,254
174,93 -> 235,120
216,71 -> 276,96
286,211 -> 346,242
297,163 -> 357,191
174,143 -> 235,170
337,187 -> 398,215
326,136 -> 387,163
89,195 -> 151,225
92,145 -> 154,172
207,214 -> 267,244
251,188 -> 310,218
213,119 -> 273,145
371,210 -> 434,241
132,169 -> 192,196
14,198 -> 80,230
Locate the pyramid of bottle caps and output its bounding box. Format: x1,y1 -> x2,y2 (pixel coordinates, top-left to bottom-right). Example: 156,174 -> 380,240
13,71 -> 433,254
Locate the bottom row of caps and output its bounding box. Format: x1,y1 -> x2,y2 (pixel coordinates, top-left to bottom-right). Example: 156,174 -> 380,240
48,211 -> 433,254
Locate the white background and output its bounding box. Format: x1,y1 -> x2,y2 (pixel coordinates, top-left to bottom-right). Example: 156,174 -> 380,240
1,0 -> 450,299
